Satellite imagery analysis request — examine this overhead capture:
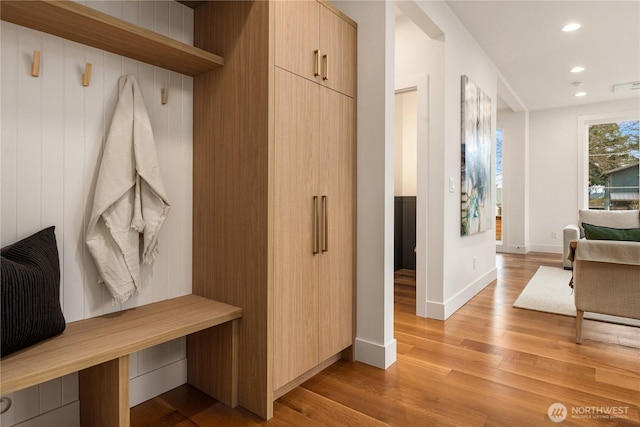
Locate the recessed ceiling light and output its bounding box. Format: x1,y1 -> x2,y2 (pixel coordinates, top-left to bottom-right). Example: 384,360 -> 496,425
570,66 -> 585,73
562,23 -> 581,32
575,91 -> 587,97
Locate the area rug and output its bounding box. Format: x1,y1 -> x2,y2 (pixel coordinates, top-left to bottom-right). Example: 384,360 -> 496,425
513,266 -> 640,327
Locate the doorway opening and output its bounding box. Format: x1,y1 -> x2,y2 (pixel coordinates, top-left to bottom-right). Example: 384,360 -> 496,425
394,4 -> 443,318
394,89 -> 418,292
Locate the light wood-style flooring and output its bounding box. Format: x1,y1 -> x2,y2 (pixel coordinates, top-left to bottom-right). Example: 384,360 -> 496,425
132,252 -> 640,426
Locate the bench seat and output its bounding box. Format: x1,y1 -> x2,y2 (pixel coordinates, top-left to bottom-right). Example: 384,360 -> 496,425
0,294 -> 242,426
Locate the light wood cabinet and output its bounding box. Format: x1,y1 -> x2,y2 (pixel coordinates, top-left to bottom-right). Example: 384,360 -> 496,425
274,0 -> 319,82
272,66 -> 355,391
192,0 -> 356,420
275,0 -> 356,97
318,86 -> 355,362
273,68 -> 321,389
318,4 -> 357,97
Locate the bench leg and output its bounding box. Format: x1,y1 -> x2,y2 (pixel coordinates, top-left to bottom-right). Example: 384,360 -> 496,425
79,355 -> 130,427
576,309 -> 584,344
187,319 -> 239,407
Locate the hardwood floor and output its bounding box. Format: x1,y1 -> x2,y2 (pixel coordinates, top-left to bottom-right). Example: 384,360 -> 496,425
132,252 -> 640,426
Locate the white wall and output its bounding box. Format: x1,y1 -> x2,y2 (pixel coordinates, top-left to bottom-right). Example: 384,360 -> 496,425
394,90 -> 417,197
0,1 -> 193,425
528,98 -> 640,253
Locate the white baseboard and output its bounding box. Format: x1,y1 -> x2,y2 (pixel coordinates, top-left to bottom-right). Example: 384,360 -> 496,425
529,243 -> 563,254
427,267 -> 497,320
425,300 -> 445,320
501,244 -> 530,254
130,358 -> 187,407
355,337 -> 397,369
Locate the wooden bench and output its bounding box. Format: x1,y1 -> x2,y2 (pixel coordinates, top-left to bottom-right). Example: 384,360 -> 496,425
0,294 -> 242,427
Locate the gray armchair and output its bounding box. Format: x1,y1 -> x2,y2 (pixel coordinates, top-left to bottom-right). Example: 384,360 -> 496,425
569,239 -> 640,344
563,209 -> 640,269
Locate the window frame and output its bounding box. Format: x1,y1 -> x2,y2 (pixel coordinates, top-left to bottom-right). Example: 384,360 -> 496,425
577,110 -> 640,209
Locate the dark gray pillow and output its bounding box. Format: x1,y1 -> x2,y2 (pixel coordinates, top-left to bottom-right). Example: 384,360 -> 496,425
1,226 -> 66,357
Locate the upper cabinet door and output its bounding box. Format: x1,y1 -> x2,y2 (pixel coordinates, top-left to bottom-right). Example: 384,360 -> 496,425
319,4 -> 356,98
275,1 -> 356,98
274,0 -> 320,81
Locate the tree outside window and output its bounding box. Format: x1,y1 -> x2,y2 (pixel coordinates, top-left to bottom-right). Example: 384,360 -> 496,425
588,120 -> 639,210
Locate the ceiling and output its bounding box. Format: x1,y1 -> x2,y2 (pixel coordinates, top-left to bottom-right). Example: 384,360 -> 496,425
444,1 -> 640,112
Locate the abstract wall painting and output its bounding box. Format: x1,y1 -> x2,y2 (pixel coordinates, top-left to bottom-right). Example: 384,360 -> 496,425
460,75 -> 492,236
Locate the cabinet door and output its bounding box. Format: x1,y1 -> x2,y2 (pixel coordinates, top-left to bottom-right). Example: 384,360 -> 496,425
319,4 -> 356,98
273,68 -> 321,390
318,88 -> 355,361
274,0 -> 320,81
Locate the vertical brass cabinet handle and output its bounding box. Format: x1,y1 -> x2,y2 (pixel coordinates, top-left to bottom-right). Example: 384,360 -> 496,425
313,196 -> 319,254
321,196 -> 328,252
322,54 -> 329,81
314,50 -> 321,77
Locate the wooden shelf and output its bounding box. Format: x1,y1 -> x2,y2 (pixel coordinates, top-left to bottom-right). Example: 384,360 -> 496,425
0,0 -> 224,77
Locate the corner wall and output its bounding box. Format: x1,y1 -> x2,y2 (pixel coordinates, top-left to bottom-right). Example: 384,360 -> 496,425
330,0 -> 397,369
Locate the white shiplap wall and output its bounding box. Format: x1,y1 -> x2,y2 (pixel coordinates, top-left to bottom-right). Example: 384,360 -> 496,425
1,1 -> 194,425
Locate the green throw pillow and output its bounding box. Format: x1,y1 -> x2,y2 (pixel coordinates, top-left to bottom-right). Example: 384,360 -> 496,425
582,222 -> 640,242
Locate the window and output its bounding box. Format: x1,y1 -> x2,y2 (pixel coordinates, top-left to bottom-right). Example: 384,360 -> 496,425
588,120 -> 639,210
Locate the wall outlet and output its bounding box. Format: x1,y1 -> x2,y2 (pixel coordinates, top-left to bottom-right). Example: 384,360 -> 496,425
473,257 -> 477,269
449,178 -> 455,193
551,231 -> 558,240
